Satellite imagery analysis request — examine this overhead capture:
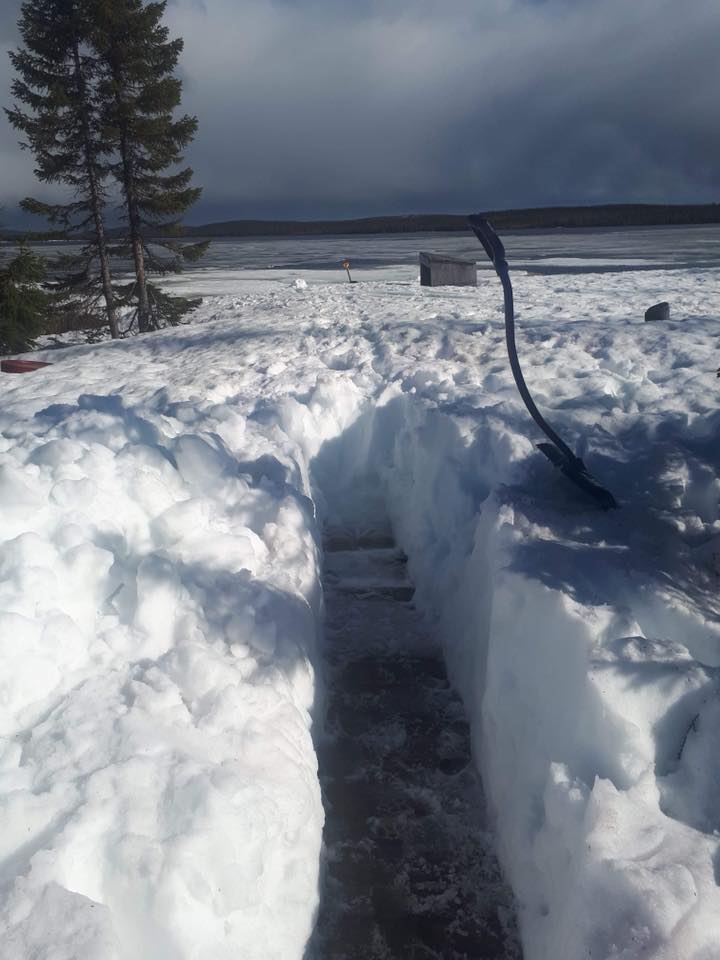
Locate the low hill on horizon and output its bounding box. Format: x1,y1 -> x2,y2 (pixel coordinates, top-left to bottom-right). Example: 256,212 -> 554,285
2,203 -> 719,242
180,203 -> 720,238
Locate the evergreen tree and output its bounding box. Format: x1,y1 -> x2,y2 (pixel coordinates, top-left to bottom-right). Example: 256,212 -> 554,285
7,0 -> 120,339
0,246 -> 48,354
95,0 -> 207,332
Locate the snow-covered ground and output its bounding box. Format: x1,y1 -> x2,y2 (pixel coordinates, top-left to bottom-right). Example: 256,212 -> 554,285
1,259 -> 719,959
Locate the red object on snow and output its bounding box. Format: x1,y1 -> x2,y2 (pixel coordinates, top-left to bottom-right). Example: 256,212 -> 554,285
1,359 -> 52,374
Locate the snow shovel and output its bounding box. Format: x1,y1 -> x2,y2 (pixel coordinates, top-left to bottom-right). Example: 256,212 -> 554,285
468,214 -> 618,510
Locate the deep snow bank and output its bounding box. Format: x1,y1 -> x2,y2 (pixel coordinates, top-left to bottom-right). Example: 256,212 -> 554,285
316,296 -> 720,958
0,318 -> 369,960
322,381 -> 720,958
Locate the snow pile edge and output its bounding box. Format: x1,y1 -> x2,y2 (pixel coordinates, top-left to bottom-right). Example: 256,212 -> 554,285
359,391 -> 720,960
0,370 -> 368,960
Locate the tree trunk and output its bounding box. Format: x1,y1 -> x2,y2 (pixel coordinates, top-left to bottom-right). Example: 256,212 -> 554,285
94,209 -> 120,339
106,36 -> 151,334
119,134 -> 151,333
71,39 -> 119,339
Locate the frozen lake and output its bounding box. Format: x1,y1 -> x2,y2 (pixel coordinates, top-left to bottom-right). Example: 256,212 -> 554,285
183,223 -> 720,274
4,223 -> 720,283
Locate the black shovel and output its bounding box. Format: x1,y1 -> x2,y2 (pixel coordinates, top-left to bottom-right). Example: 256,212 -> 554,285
468,214 -> 618,510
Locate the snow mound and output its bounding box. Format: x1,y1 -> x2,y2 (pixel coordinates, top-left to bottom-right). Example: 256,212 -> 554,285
0,361 -> 333,958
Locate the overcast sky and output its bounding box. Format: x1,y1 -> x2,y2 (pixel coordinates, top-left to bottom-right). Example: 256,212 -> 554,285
1,0 -> 719,226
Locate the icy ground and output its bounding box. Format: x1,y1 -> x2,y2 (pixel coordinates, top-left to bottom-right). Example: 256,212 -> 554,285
1,263 -> 720,959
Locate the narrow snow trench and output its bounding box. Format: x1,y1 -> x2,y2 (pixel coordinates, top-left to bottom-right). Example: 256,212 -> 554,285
307,479 -> 521,959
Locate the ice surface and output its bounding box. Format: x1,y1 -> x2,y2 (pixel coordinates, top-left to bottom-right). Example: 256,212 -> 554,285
1,258 -> 719,958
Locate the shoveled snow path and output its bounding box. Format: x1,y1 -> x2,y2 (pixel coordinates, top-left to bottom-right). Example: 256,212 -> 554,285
309,489 -> 519,959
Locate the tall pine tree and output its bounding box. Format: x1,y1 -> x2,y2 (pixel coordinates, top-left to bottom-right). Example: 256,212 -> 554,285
95,0 -> 207,332
7,0 -> 120,339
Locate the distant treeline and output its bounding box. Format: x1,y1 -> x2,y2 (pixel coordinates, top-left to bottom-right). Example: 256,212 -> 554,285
177,204 -> 720,238
3,203 -> 720,242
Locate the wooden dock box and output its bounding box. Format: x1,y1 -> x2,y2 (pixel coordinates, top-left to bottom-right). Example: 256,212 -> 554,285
419,251 -> 477,287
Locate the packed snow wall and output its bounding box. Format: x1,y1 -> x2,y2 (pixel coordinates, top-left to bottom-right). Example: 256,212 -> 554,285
315,383 -> 720,960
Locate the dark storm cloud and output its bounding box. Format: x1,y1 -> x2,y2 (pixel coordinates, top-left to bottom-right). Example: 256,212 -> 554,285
0,4 -> 26,214
2,0 -> 719,225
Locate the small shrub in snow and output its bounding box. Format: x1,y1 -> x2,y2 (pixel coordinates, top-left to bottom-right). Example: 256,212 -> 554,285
0,247 -> 48,354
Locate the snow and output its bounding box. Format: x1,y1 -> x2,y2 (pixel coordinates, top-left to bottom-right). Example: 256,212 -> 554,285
1,255 -> 720,959
0,334 -> 330,958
